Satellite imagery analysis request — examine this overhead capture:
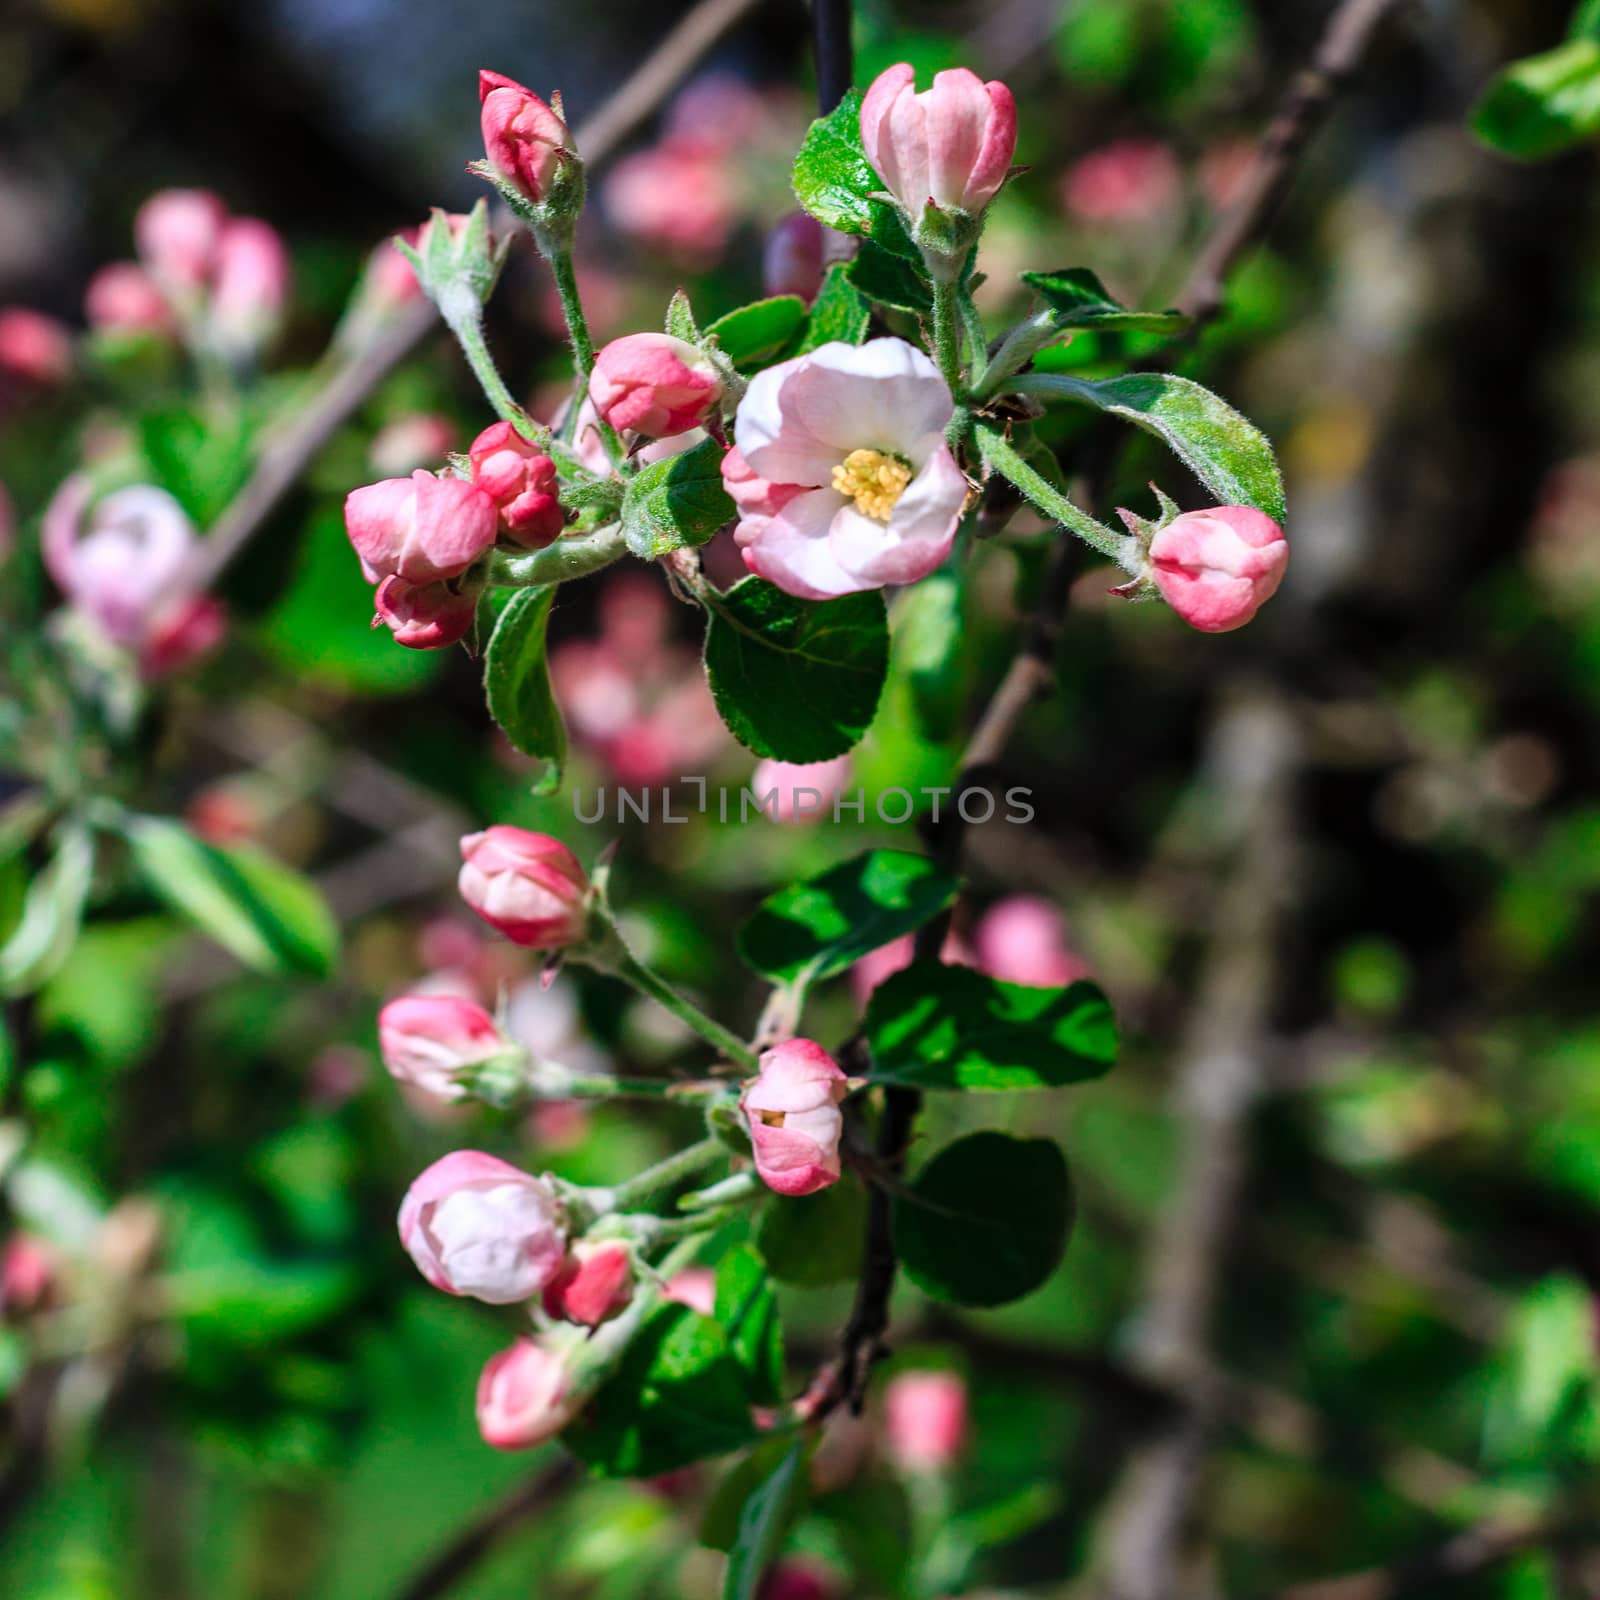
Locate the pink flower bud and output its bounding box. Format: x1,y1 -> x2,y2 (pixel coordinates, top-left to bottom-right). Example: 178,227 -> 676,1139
664,1267 -> 716,1317
0,308 -> 73,387
1145,506 -> 1288,633
740,1039 -> 849,1197
1063,140 -> 1181,225
344,470 -> 499,586
543,1239 -> 633,1326
758,1559 -> 842,1600
373,574 -> 479,651
751,756 -> 852,824
973,896 -> 1092,988
135,188 -> 228,290
468,422 -> 564,548
140,593 -> 226,678
479,71 -> 571,207
209,217 -> 292,358
860,64 -> 1017,215
369,413 -> 455,476
603,141 -> 737,263
398,1150 -> 566,1303
763,212 -> 827,303
85,263 -> 174,334
457,826 -> 589,948
884,1369 -> 969,1472
476,1336 -> 579,1449
378,994 -> 510,1100
0,1233 -> 55,1313
364,231 -> 424,313
589,333 -> 721,439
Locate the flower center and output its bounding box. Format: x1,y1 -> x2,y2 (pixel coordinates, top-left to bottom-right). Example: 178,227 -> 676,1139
831,448 -> 912,522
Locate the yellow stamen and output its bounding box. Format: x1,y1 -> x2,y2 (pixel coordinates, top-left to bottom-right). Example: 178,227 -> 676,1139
831,448 -> 912,522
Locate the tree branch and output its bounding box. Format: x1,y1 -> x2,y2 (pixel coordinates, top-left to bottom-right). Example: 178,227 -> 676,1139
187,0 -> 762,591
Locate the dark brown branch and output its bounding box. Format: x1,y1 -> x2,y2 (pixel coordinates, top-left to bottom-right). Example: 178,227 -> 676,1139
188,0 -> 761,591
393,1460 -> 577,1600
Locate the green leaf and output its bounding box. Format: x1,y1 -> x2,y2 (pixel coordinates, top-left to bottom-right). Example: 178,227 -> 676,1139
621,436 -> 736,559
1038,372 -> 1286,523
666,288 -> 702,343
866,960 -> 1117,1089
756,1182 -> 866,1286
722,1439 -> 809,1600
1022,267 -> 1191,335
792,89 -> 876,234
848,241 -> 933,316
892,1131 -> 1073,1307
797,263 -> 872,354
715,1245 -> 783,1406
704,578 -> 888,762
738,848 -> 958,986
1472,37 -> 1600,159
139,405 -> 253,526
567,1303 -> 757,1477
483,585 -> 566,794
892,571 -> 965,741
706,298 -> 808,369
0,824 -> 94,997
123,815 -> 338,978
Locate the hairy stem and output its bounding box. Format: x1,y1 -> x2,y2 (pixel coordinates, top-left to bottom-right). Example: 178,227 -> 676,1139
930,275 -> 966,400
485,522 -> 627,587
442,304 -> 544,445
606,1137 -> 728,1212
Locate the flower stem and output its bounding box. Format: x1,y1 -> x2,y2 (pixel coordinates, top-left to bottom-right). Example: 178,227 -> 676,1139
930,275 -> 966,401
485,522 -> 627,587
546,246 -> 626,469
441,300 -> 546,447
606,945 -> 759,1071
607,1137 -> 727,1212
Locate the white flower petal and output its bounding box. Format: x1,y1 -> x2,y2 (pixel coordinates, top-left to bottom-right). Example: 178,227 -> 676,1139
785,339 -> 953,456
736,363 -> 841,486
739,487 -> 865,600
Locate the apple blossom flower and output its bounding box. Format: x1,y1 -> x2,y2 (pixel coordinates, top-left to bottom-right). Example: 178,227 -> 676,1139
0,308 -> 73,388
590,333 -> 722,439
973,896 -> 1093,987
479,71 -> 571,207
398,1150 -> 566,1303
726,338 -> 968,600
378,994 -> 513,1100
84,264 -> 174,335
208,217 -> 292,360
467,421 -> 564,547
476,1336 -> 579,1449
373,574 -> 479,650
343,469 -> 498,586
135,188 -> 227,291
751,756 -> 853,824
1063,140 -> 1181,225
1144,505 -> 1289,633
763,212 -> 826,303
860,63 -> 1016,215
740,1039 -> 850,1197
543,1239 -> 633,1326
884,1369 -> 969,1472
457,826 -> 590,948
42,476 -> 224,674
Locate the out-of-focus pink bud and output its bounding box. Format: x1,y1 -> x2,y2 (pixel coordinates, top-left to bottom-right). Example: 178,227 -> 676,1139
1143,506 -> 1288,633
763,212 -> 826,303
209,217 -> 291,359
135,188 -> 228,291
468,421 -> 564,548
398,1149 -> 567,1303
973,896 -> 1092,987
549,641 -> 639,742
758,1559 -> 842,1600
849,933 -> 974,1008
884,1369 -> 969,1472
307,1045 -> 368,1110
529,1098 -> 591,1150
378,994 -> 511,1100
664,73 -> 767,149
0,308 -> 73,387
457,826 -> 590,948
85,264 -> 174,335
369,413 -> 455,476
596,569 -> 671,668
740,1039 -> 850,1197
664,1267 -> 716,1317
364,231 -> 424,313
603,140 -> 737,263
589,333 -> 721,439
479,71 -> 571,207
140,593 -> 226,678
860,64 -> 1016,215
373,574 -> 479,650
344,469 -> 499,585
751,756 -> 852,824
476,1336 -> 579,1449
543,1239 -> 633,1326
0,1234 -> 56,1313
1062,140 -> 1181,225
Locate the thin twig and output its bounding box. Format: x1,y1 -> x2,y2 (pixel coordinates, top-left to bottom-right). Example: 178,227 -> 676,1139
188,0 -> 761,591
